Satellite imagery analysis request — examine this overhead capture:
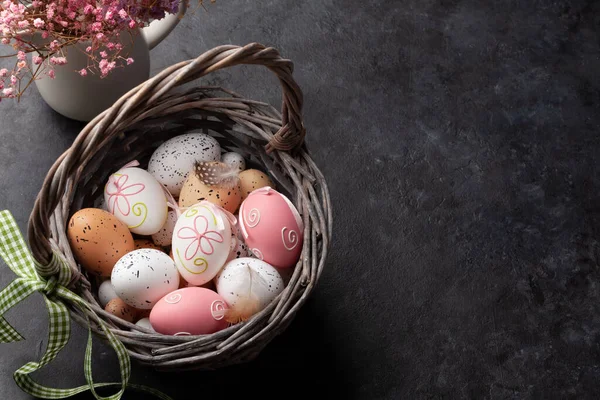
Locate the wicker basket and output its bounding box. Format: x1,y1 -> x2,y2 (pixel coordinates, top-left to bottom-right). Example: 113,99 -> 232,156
27,43 -> 332,371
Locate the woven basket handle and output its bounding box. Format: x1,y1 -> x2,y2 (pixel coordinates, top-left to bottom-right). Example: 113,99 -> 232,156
151,43 -> 306,153
28,43 -> 306,271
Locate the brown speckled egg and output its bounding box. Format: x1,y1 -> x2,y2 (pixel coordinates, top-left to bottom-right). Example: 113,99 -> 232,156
134,239 -> 164,252
179,172 -> 242,213
238,169 -> 275,200
67,208 -> 135,277
135,308 -> 152,320
105,298 -> 137,323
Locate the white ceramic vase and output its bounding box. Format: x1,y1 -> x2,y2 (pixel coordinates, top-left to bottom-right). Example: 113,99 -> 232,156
32,4 -> 186,121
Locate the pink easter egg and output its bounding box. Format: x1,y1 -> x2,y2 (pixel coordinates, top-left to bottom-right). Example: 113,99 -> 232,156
238,187 -> 303,268
149,287 -> 228,336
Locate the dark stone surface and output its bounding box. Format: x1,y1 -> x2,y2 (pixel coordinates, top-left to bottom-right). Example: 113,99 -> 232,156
1,0 -> 600,398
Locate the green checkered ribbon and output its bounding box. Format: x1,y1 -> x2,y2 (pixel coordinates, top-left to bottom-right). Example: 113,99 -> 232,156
0,210 -> 172,400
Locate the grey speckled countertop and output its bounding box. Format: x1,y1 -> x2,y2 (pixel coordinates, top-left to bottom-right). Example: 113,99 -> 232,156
1,0 -> 600,399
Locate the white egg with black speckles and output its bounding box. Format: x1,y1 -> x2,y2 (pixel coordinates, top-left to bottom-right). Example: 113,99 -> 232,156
111,249 -> 180,309
135,317 -> 156,332
148,133 -> 221,197
98,280 -> 118,307
226,227 -> 249,262
221,152 -> 246,172
215,257 -> 284,311
152,210 -> 177,247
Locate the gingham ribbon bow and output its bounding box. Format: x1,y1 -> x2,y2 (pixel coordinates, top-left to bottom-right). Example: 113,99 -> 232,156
0,210 -> 171,400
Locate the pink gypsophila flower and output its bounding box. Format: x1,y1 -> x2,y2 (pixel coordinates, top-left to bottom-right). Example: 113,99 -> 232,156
3,88 -> 13,96
10,75 -> 16,85
85,46 -> 92,52
128,20 -> 135,28
83,5 -> 94,14
49,56 -> 67,65
17,20 -> 29,29
0,38 -> 8,45
33,18 -> 44,28
118,9 -> 127,18
16,51 -> 25,61
0,68 -> 7,77
126,57 -> 133,65
79,68 -> 87,76
41,31 -> 49,39
48,70 -> 55,79
17,60 -> 26,69
100,51 -> 107,58
32,56 -> 43,65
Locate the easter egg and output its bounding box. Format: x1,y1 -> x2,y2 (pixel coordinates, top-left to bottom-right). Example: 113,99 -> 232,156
150,287 -> 228,335
104,167 -> 168,235
134,239 -> 163,251
179,171 -> 242,213
239,187 -> 303,268
215,258 -> 284,322
136,308 -> 152,319
152,210 -> 177,247
238,169 -> 274,200
135,318 -> 155,332
148,133 -> 221,197
221,152 -> 246,172
98,280 -> 118,307
171,202 -> 232,286
67,208 -> 135,277
226,225 -> 249,262
105,298 -> 137,323
111,249 -> 180,309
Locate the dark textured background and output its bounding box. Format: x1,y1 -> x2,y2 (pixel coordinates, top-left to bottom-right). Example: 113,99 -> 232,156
1,0 -> 600,398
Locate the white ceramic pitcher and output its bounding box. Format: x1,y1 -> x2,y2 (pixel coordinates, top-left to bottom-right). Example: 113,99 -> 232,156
33,4 -> 186,122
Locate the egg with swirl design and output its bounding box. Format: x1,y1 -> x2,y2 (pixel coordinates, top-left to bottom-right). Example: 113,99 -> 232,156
238,187 -> 304,268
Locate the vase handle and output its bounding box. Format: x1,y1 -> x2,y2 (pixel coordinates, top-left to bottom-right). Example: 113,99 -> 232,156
141,1 -> 187,51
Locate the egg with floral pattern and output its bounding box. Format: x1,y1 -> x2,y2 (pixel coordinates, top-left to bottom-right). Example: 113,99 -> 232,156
171,201 -> 232,286
239,187 -> 303,268
104,167 -> 168,235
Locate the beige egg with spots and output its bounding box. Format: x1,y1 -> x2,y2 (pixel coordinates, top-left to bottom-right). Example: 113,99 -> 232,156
238,169 -> 275,200
67,208 -> 135,277
179,172 -> 242,213
105,298 -> 137,323
134,239 -> 164,252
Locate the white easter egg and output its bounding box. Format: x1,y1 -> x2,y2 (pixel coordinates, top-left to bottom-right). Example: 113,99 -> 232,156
227,225 -> 249,262
148,133 -> 221,197
135,317 -> 155,332
111,249 -> 180,309
104,167 -> 168,235
98,280 -> 118,307
221,152 -> 246,172
172,202 -> 231,286
152,210 -> 177,247
215,257 -> 284,312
